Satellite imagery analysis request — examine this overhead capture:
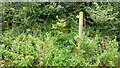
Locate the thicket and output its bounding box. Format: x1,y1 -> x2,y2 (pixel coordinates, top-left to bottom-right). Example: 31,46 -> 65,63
0,2 -> 120,66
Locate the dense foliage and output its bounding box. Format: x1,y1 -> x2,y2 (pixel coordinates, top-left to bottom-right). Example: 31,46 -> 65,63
0,2 -> 120,66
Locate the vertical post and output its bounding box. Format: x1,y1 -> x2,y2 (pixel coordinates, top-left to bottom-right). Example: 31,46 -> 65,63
79,11 -> 83,38
76,11 -> 83,49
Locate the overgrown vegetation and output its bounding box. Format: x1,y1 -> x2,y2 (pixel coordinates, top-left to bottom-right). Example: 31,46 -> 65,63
0,2 -> 120,66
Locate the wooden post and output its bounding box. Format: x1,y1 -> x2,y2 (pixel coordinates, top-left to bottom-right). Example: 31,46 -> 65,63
76,11 -> 83,49
79,11 -> 83,38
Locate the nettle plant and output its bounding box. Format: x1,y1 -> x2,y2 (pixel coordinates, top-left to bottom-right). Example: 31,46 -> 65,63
72,30 -> 118,66
1,28 -> 56,66
1,32 -> 38,66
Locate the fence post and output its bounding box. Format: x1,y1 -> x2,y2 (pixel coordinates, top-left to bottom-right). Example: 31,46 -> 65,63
76,11 -> 83,49
78,11 -> 83,38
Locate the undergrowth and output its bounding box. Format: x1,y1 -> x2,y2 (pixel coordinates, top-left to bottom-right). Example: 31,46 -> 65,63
0,24 -> 119,66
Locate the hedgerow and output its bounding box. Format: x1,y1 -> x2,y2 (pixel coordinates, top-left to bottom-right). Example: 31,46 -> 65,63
0,2 -> 120,66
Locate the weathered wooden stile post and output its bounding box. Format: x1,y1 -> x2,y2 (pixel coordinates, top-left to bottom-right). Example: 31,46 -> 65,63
77,11 -> 83,49
78,11 -> 83,38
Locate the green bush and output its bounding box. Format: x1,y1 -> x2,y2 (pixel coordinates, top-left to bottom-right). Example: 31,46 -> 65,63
1,2 -> 119,66
0,25 -> 119,66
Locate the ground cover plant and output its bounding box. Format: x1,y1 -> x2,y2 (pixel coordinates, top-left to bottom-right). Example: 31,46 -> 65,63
0,2 -> 120,66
